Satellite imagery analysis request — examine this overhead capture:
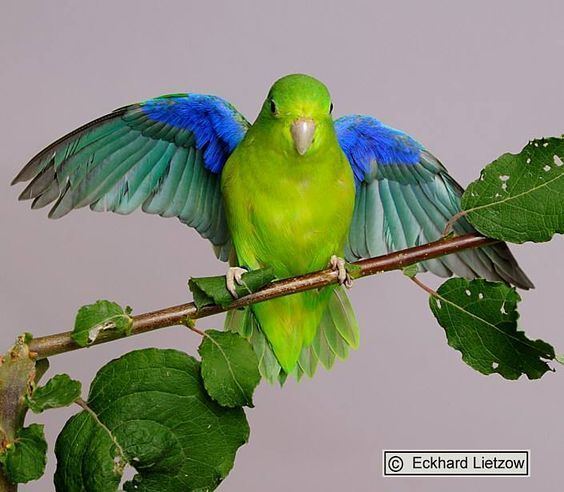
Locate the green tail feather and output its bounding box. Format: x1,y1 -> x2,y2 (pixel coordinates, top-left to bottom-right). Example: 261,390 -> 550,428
224,286 -> 360,384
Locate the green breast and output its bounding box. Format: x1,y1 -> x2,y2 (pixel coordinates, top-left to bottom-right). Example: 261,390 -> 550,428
221,137 -> 355,277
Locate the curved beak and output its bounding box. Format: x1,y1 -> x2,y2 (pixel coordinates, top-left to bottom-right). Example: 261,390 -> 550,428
291,118 -> 315,155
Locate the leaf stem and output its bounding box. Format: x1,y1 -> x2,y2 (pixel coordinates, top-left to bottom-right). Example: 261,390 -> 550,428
442,210 -> 468,236
184,319 -> 205,337
409,276 -> 439,297
28,233 -> 498,360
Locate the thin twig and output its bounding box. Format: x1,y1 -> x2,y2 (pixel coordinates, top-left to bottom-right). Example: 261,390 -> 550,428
28,233 -> 498,360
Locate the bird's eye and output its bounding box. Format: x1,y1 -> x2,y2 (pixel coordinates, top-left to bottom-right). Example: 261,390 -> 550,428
270,99 -> 277,114
329,102 -> 334,114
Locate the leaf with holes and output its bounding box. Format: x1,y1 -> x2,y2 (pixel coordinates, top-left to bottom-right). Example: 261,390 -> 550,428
199,330 -> 261,407
461,136 -> 564,243
429,278 -> 555,380
26,374 -> 82,413
54,348 -> 249,492
72,300 -> 133,347
0,424 -> 47,484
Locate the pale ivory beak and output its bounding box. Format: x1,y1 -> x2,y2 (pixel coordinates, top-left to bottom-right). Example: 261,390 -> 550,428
291,118 -> 315,155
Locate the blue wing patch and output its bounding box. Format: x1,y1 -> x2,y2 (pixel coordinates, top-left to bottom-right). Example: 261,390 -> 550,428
334,115 -> 421,184
141,95 -> 248,174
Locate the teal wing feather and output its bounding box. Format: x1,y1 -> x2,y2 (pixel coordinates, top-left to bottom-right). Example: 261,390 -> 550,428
12,94 -> 250,260
335,115 -> 533,289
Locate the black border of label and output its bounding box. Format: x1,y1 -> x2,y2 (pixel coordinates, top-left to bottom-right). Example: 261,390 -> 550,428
383,450 -> 530,477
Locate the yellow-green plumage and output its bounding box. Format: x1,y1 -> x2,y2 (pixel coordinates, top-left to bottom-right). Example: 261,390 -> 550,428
221,75 -> 356,373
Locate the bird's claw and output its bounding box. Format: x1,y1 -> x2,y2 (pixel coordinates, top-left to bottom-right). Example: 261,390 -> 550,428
226,267 -> 247,298
330,255 -> 353,289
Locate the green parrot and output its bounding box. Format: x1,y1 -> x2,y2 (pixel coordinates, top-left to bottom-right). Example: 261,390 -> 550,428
222,75 -> 356,375
12,74 -> 532,382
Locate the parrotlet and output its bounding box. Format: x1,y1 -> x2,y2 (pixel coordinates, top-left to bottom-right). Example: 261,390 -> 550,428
12,74 -> 533,381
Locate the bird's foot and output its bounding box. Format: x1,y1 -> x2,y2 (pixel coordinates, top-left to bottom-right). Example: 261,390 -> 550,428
226,267 -> 248,298
329,255 -> 353,289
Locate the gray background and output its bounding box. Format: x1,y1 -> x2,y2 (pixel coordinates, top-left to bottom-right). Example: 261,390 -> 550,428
2,1 -> 563,490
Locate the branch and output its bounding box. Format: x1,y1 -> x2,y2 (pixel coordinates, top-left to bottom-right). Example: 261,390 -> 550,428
0,339 -> 48,492
28,233 -> 498,360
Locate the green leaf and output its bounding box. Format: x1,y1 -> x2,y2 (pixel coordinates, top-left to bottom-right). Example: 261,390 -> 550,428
429,278 -> 555,380
198,330 -> 261,407
189,267 -> 275,309
26,374 -> 82,413
401,263 -> 419,278
54,348 -> 249,492
461,136 -> 564,243
72,300 -> 133,347
224,308 -> 283,384
1,424 -> 47,484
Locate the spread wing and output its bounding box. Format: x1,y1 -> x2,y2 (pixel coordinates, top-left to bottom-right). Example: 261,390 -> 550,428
12,94 -> 250,261
335,115 -> 533,289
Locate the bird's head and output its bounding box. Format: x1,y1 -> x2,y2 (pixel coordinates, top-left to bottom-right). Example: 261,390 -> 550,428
256,74 -> 334,156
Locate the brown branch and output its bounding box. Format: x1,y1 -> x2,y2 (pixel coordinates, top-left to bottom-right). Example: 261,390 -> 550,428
28,233 -> 498,360
0,338 -> 49,492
